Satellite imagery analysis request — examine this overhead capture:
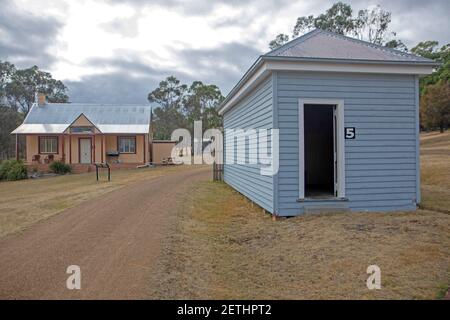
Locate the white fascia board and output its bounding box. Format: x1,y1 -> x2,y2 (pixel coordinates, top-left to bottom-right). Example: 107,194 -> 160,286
218,64 -> 270,115
266,60 -> 435,75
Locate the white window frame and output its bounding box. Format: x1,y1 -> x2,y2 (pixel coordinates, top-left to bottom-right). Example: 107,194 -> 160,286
118,136 -> 136,154
298,98 -> 346,200
39,136 -> 58,154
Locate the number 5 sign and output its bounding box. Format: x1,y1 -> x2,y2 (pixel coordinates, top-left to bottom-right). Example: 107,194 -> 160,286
345,127 -> 356,139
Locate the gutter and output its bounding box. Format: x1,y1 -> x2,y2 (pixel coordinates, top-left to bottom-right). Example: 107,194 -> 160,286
261,55 -> 439,66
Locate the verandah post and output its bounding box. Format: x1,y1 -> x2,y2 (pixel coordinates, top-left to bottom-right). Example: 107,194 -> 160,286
15,134 -> 19,161
61,134 -> 65,163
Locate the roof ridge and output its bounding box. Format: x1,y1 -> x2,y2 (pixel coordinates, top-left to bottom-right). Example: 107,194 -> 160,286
266,28 -> 433,63
265,29 -> 322,56
318,29 -> 432,62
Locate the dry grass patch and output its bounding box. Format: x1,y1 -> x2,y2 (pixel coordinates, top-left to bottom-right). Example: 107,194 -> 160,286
151,181 -> 450,300
421,131 -> 450,155
150,132 -> 450,299
420,131 -> 450,213
0,165 -> 194,237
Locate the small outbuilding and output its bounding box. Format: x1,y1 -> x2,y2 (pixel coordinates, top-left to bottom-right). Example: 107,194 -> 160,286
218,29 -> 436,216
151,140 -> 177,164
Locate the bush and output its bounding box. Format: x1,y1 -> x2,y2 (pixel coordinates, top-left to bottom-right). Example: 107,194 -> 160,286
0,160 -> 27,181
49,161 -> 72,174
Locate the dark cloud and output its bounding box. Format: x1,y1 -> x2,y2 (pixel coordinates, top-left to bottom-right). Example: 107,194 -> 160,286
67,54 -> 187,104
66,73 -> 154,104
2,0 -> 448,105
0,0 -> 63,68
175,42 -> 263,94
67,41 -> 261,104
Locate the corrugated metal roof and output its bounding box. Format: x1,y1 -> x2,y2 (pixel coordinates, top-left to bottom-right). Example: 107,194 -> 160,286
13,103 -> 151,134
265,29 -> 434,63
12,124 -> 69,134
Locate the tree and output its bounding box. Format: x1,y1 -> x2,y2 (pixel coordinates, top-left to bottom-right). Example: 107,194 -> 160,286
420,81 -> 450,133
147,77 -> 224,141
385,39 -> 408,52
411,41 -> 441,59
183,81 -> 224,134
0,61 -> 16,101
5,65 -> 69,113
269,34 -> 290,51
148,76 -> 188,140
411,41 -> 450,93
353,5 -> 392,45
313,2 -> 354,35
0,106 -> 23,159
271,2 -> 403,50
0,60 -> 69,159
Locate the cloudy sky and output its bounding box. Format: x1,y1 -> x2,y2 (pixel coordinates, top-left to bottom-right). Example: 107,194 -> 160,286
0,0 -> 449,104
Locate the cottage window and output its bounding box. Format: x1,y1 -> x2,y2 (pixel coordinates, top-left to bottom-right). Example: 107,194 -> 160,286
118,136 -> 136,153
39,136 -> 58,154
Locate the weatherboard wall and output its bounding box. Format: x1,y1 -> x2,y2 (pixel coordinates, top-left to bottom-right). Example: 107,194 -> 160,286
275,71 -> 419,216
223,76 -> 274,212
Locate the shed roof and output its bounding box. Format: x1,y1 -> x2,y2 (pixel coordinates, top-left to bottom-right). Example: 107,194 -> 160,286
218,29 -> 436,115
265,29 -> 434,63
12,103 -> 151,134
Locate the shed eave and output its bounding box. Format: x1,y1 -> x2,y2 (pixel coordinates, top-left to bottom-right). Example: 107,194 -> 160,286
262,55 -> 439,66
218,56 -> 436,115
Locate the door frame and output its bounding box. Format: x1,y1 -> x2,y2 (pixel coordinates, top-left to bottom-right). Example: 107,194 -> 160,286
298,98 -> 346,199
78,137 -> 92,164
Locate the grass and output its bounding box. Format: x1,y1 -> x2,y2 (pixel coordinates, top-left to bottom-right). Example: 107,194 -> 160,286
150,131 -> 450,300
1,132 -> 449,299
0,165 -> 193,238
420,131 -> 450,213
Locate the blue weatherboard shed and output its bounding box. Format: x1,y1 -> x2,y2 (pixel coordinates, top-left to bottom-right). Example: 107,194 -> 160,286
218,29 -> 436,217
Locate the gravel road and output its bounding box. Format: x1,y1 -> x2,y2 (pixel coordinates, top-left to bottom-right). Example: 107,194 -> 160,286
0,166 -> 209,299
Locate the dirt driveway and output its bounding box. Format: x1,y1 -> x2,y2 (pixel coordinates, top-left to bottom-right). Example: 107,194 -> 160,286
0,166 -> 209,299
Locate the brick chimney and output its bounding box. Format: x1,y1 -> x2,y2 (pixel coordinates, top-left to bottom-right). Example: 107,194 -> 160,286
37,93 -> 46,106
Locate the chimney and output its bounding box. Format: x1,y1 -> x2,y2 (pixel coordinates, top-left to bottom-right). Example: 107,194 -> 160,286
37,93 -> 46,106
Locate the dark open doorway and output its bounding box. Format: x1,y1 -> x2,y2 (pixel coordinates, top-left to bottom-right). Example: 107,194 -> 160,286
304,104 -> 335,198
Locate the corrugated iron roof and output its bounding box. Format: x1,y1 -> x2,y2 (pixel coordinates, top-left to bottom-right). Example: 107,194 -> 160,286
12,103 -> 151,134
265,29 -> 434,63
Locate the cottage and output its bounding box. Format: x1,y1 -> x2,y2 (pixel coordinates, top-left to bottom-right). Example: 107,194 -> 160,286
218,29 -> 436,216
12,95 -> 153,171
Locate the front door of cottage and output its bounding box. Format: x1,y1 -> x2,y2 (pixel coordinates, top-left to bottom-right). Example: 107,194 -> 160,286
79,138 -> 92,164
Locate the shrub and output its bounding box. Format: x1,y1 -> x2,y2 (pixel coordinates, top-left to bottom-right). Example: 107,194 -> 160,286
49,161 -> 72,174
0,160 -> 27,181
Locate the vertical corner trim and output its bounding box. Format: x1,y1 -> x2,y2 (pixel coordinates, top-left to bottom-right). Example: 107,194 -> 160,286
272,72 -> 279,214
414,76 -> 421,204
